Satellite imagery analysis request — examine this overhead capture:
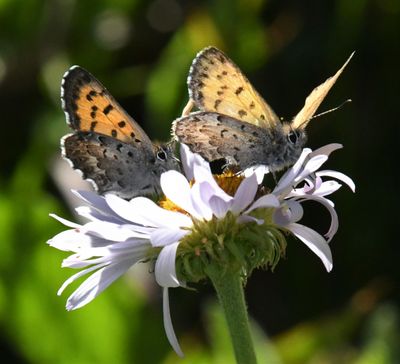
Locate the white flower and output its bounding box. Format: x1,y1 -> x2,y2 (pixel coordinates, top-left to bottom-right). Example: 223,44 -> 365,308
270,143 -> 355,271
48,145 -> 279,356
48,143 -> 354,356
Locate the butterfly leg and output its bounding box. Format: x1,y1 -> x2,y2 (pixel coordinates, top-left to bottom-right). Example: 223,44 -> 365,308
181,99 -> 195,116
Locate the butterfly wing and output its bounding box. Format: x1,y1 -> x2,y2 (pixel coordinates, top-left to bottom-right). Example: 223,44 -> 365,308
187,46 -> 280,129
62,132 -> 161,199
292,52 -> 354,129
61,66 -> 154,153
173,111 -> 271,168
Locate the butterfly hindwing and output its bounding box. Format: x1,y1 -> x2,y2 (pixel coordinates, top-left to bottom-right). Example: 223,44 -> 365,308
173,111 -> 274,167
187,46 -> 280,129
61,66 -> 153,153
62,132 -> 161,198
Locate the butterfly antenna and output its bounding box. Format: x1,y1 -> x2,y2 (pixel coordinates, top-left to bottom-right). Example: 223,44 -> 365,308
310,99 -> 352,120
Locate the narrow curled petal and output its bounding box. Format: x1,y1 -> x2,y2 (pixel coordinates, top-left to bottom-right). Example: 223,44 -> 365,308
317,170 -> 356,192
273,201 -> 303,226
297,195 -> 339,241
155,242 -> 180,288
163,288 -> 184,357
288,223 -> 333,272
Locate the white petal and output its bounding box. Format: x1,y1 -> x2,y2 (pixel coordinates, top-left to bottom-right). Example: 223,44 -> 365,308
296,155 -> 328,181
243,165 -> 270,183
313,180 -> 342,196
81,221 -> 147,241
72,190 -> 126,221
180,144 -> 196,180
47,229 -> 85,251
163,288 -> 184,357
151,228 -> 189,247
208,195 -> 230,218
106,194 -> 191,229
288,223 -> 333,272
75,206 -> 124,224
180,144 -> 210,181
155,242 -> 180,287
190,182 -> 213,220
160,170 -> 201,218
65,259 -> 135,310
273,200 -> 303,226
273,201 -> 304,226
231,174 -> 258,214
297,195 -> 339,241
310,143 -> 342,158
57,263 -> 107,295
50,213 -> 81,228
245,194 -> 280,213
274,148 -> 312,193
317,170 -> 356,192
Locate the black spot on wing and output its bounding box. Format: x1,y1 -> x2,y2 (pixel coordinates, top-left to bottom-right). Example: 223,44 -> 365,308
103,104 -> 114,115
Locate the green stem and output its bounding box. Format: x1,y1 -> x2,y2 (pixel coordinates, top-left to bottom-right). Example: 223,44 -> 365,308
205,264 -> 258,364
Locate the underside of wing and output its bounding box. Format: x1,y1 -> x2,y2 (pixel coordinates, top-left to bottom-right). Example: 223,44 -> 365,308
292,52 -> 354,129
61,66 -> 153,150
187,47 -> 280,129
173,112 -> 268,167
62,132 -> 159,199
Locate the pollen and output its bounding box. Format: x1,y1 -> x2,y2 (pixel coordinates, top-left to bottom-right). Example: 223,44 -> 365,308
214,170 -> 244,196
159,197 -> 187,214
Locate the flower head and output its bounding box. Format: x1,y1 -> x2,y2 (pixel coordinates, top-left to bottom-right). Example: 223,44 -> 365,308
48,143 -> 354,356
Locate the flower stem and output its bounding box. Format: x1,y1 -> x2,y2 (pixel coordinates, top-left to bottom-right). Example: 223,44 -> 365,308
205,264 -> 258,364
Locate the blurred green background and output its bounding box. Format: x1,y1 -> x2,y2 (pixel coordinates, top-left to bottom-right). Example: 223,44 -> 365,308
0,0 -> 398,363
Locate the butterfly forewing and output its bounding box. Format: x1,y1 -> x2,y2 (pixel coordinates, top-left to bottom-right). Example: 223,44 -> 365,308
61,66 -> 153,151
188,47 -> 280,129
292,52 -> 355,129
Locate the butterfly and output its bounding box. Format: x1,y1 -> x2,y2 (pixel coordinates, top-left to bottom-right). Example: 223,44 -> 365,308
61,66 -> 180,199
173,46 -> 353,172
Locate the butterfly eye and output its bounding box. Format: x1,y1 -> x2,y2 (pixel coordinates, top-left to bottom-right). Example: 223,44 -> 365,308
287,130 -> 299,144
157,149 -> 167,161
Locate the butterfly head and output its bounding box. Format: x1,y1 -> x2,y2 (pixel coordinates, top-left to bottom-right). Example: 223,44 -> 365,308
282,122 -> 307,149
154,143 -> 181,174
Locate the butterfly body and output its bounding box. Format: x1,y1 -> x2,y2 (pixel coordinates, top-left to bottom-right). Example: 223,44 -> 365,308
173,47 -> 353,172
61,66 -> 179,199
